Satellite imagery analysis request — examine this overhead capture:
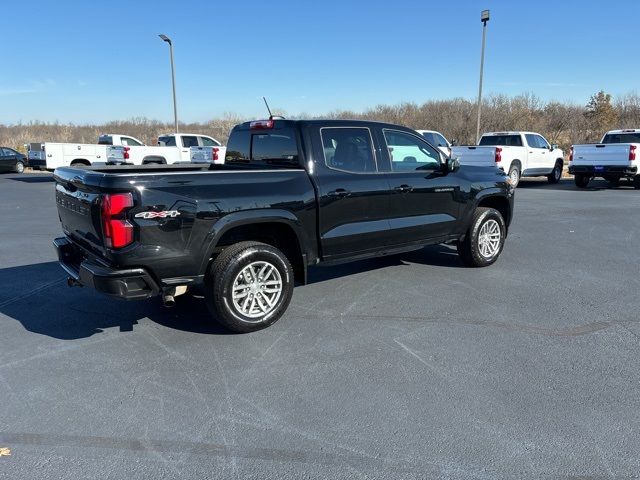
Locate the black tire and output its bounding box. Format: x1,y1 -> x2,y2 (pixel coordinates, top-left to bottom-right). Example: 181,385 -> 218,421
14,161 -> 25,174
205,241 -> 294,333
634,175 -> 640,190
508,164 -> 521,188
456,207 -> 506,268
574,174 -> 590,188
547,160 -> 563,184
70,160 -> 89,167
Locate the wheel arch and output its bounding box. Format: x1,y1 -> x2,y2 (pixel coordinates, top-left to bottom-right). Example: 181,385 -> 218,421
70,158 -> 91,166
200,210 -> 315,284
142,156 -> 167,164
475,193 -> 512,231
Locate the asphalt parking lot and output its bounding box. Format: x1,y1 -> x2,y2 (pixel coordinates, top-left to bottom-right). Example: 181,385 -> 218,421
1,171 -> 640,479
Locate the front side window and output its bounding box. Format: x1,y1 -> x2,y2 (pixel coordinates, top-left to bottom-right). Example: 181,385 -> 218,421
432,132 -> 448,147
181,136 -> 199,148
321,127 -> 376,173
200,136 -> 220,147
384,130 -> 441,171
535,135 -> 550,149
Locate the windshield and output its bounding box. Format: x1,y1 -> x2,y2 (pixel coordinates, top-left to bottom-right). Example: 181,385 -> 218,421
479,135 -> 523,147
601,132 -> 640,144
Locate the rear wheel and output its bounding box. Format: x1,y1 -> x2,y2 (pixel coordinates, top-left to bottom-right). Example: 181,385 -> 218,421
634,175 -> 640,190
574,174 -> 590,188
14,161 -> 25,174
547,160 -> 562,184
457,207 -> 506,268
205,241 -> 294,333
508,165 -> 521,188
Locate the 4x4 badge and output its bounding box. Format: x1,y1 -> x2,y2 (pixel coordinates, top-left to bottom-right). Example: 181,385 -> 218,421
135,211 -> 180,219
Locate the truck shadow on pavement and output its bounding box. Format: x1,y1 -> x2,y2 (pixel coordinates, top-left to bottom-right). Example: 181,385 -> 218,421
8,175 -> 54,183
518,178 -> 638,191
0,247 -> 462,340
0,261 -> 230,340
307,244 -> 462,284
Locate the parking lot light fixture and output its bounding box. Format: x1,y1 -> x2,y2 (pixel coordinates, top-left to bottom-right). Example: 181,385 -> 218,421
159,34 -> 179,133
476,10 -> 490,143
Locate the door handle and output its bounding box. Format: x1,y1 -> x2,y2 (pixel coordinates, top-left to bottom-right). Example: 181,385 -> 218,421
327,188 -> 350,198
394,184 -> 413,193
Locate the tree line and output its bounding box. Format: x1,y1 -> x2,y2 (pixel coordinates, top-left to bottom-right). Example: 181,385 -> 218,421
2,91 -> 639,154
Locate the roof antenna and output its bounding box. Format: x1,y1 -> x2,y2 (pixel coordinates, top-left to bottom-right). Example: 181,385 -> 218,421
263,97 -> 273,119
262,97 -> 285,120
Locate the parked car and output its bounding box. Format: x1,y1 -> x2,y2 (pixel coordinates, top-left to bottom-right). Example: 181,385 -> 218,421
569,129 -> 640,188
415,129 -> 452,157
451,132 -> 564,187
35,133 -> 225,170
53,119 -> 514,333
0,147 -> 28,173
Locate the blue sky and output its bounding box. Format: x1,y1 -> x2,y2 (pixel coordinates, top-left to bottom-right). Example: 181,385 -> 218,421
2,0 -> 638,124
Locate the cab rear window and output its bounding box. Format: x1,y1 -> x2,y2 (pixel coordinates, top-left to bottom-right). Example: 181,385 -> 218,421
479,135 -> 523,147
226,128 -> 300,167
602,133 -> 640,144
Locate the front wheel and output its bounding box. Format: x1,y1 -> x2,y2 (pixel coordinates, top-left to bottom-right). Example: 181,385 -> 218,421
14,161 -> 25,174
457,207 -> 506,268
574,174 -> 590,188
205,241 -> 294,333
547,161 -> 562,184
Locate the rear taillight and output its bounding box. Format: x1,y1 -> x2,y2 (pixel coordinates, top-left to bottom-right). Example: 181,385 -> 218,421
630,145 -> 637,162
123,146 -> 130,160
101,193 -> 134,249
250,120 -> 274,130
569,147 -> 574,162
212,147 -> 219,162
495,147 -> 502,163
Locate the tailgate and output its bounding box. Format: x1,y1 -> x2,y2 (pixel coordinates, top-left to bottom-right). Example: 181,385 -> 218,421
572,144 -> 631,166
451,146 -> 494,166
54,167 -> 107,254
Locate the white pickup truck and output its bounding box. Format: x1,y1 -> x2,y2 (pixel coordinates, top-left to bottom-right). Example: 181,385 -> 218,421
569,129 -> 640,188
451,132 -> 564,187
32,133 -> 225,170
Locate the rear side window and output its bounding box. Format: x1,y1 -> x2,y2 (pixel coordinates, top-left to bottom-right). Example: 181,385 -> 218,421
602,133 -> 640,144
158,136 -> 176,147
98,135 -> 113,145
321,127 -> 376,173
181,136 -> 199,148
479,135 -> 523,147
226,128 -> 299,167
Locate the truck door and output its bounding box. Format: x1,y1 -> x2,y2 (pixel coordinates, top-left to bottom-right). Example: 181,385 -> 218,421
311,126 -> 396,260
378,128 -> 461,244
524,134 -> 549,172
180,135 -> 199,161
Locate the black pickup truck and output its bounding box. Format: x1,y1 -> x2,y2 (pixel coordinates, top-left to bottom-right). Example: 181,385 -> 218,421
53,119 -> 514,332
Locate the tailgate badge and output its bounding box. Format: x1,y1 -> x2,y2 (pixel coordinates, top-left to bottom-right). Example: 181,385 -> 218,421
135,210 -> 180,219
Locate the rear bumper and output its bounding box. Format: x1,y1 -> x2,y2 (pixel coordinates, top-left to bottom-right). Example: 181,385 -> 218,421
569,165 -> 637,176
28,159 -> 46,168
53,237 -> 160,300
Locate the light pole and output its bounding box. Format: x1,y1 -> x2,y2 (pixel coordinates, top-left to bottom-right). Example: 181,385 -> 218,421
159,34 -> 179,133
476,9 -> 490,143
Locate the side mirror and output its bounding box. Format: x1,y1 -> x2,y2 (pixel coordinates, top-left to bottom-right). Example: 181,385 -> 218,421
446,157 -> 460,173
450,139 -> 458,146
551,144 -> 558,151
